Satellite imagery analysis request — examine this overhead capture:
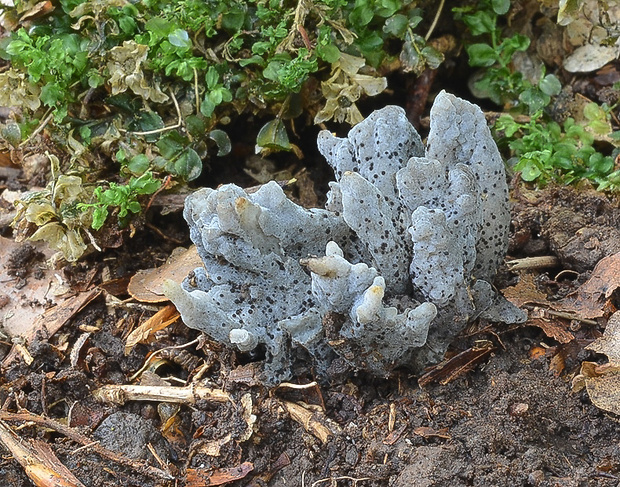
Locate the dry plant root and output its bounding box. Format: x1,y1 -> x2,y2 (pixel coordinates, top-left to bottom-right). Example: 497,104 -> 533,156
93,383 -> 231,405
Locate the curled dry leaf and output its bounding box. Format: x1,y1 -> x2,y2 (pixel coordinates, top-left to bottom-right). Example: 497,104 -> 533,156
572,312 -> 620,414
107,40 -> 168,103
0,68 -> 41,111
560,252 -> 620,319
587,311 -> 620,366
128,246 -> 203,303
124,303 -> 180,354
314,53 -> 387,125
576,361 -> 620,415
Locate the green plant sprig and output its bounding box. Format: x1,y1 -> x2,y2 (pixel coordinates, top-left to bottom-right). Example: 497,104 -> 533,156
495,109 -> 619,191
78,172 -> 162,230
453,0 -> 561,114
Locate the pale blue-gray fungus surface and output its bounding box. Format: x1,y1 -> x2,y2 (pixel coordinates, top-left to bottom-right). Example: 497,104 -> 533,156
163,91 -> 527,385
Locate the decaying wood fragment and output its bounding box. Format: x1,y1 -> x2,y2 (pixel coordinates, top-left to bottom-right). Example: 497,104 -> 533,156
506,256 -> 560,271
280,400 -> 339,444
93,383 -> 230,405
186,461 -> 254,486
0,420 -> 86,487
0,410 -> 173,481
418,340 -> 495,387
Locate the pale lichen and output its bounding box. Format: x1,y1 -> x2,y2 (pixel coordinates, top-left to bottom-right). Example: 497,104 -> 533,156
165,91 -> 526,384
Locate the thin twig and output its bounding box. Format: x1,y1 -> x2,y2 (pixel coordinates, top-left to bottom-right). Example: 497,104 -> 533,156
0,410 -> 174,481
145,174 -> 172,213
124,89 -> 182,136
506,256 -> 560,271
93,383 -> 231,405
425,0 -> 445,41
194,67 -> 200,115
145,222 -> 185,244
274,381 -> 318,391
19,109 -> 53,147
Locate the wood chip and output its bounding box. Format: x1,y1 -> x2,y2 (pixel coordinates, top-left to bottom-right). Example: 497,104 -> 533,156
0,421 -> 86,487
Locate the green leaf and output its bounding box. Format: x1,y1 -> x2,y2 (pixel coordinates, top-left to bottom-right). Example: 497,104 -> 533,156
256,119 -> 291,151
79,125 -> 91,144
172,148 -> 203,181
516,159 -> 542,181
251,41 -> 271,55
1,122 -> 21,147
126,154 -> 150,175
467,43 -> 498,67
222,9 -> 246,32
208,129 -> 231,156
492,0 -> 510,15
92,206 -> 108,230
239,55 -> 265,67
263,60 -> 283,82
132,111 -> 165,133
127,200 -> 142,214
156,131 -> 187,159
88,71 -> 104,89
383,14 -> 408,37
589,120 -> 612,135
539,74 -> 562,96
583,102 -> 605,121
462,11 -> 495,36
145,18 -> 174,39
205,66 -> 219,90
377,0 -> 400,18
495,115 -> 521,137
200,98 -> 216,117
349,5 -> 374,27
168,29 -> 192,49
185,115 -> 206,137
519,88 -> 550,114
118,15 -> 137,34
40,83 -> 64,107
421,45 -> 444,69
317,43 -> 340,63
500,34 -> 530,61
130,172 -> 162,194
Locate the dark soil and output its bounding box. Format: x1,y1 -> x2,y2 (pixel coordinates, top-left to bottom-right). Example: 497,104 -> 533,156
1,175 -> 620,487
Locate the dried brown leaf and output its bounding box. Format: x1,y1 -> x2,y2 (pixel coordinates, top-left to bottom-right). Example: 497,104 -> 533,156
529,317 -> 575,344
502,272 -> 550,309
587,311 -> 620,366
186,462 -> 253,486
128,246 -> 202,303
124,304 -> 180,354
583,366 -> 620,415
560,252 -> 620,319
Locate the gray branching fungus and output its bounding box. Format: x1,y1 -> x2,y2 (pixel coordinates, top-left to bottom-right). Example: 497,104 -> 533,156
163,91 -> 526,385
